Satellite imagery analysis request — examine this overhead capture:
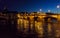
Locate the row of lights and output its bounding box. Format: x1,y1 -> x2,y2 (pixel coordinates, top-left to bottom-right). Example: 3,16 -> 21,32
38,5 -> 60,13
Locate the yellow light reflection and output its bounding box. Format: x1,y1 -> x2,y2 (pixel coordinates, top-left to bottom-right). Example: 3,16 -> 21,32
17,13 -> 60,38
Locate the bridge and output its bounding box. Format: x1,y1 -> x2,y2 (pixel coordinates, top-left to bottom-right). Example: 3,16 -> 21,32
17,13 -> 60,21
0,13 -> 60,20
17,13 -> 60,38
0,13 -> 60,38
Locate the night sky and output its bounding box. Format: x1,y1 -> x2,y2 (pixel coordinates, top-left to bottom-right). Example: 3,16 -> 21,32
0,0 -> 60,13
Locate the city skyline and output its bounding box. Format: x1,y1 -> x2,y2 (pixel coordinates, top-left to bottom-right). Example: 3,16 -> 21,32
0,0 -> 60,13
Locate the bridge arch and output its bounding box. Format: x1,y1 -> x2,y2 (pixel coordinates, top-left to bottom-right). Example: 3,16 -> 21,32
43,16 -> 57,38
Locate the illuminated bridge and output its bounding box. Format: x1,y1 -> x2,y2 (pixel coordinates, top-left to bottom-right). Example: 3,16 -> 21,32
0,12 -> 60,38
17,13 -> 60,38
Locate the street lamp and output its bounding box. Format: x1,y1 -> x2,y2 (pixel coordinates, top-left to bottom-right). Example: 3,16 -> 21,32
37,9 -> 42,13
40,9 -> 42,12
48,10 -> 51,13
57,5 -> 60,13
57,5 -> 60,8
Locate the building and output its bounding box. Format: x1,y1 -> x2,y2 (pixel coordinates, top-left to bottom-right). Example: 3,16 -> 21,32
0,9 -> 18,33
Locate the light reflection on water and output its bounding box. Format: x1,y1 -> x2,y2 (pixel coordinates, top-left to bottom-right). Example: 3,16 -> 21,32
17,15 -> 60,38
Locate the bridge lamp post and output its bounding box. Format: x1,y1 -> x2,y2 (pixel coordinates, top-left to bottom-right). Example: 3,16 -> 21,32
48,10 -> 51,13
40,9 -> 42,12
39,9 -> 42,13
57,5 -> 60,14
37,9 -> 42,13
